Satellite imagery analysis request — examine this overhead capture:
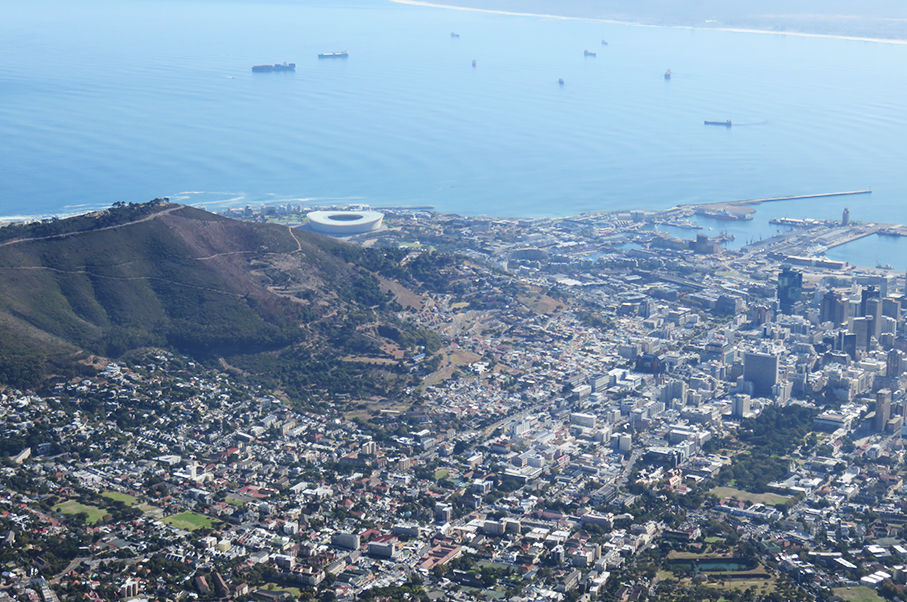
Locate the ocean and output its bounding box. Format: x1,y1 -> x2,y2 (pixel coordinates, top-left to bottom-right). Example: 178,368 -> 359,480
2,0 -> 907,265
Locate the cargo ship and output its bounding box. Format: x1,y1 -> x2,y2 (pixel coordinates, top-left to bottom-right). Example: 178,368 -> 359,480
318,51 -> 348,59
664,69 -> 672,79
451,32 -> 460,38
584,50 -> 596,56
472,59 -> 477,67
705,120 -> 732,127
878,228 -> 905,237
601,39 -> 608,45
251,63 -> 296,73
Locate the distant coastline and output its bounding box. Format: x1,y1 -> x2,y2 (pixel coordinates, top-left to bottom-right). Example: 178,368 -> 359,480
390,0 -> 907,45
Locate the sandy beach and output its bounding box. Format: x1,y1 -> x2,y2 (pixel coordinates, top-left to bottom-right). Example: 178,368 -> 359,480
390,0 -> 907,45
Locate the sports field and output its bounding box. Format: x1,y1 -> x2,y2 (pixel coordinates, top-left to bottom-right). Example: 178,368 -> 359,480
163,511 -> 217,531
53,500 -> 106,524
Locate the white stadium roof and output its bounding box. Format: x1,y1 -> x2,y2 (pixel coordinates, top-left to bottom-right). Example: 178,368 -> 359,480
306,210 -> 384,235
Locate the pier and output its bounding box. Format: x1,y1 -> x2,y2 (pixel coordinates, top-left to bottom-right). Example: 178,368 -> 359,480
685,189 -> 872,211
821,225 -> 879,249
731,189 -> 872,206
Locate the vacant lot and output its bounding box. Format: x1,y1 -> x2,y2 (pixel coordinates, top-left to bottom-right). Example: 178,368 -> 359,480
53,500 -> 107,524
517,292 -> 562,314
137,503 -> 165,519
423,348 -> 481,387
163,512 -> 217,531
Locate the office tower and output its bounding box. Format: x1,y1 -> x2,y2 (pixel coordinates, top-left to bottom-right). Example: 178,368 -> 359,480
777,264 -> 803,315
820,290 -> 845,326
732,394 -> 751,418
883,297 -> 901,322
743,351 -> 779,398
865,297 -> 883,341
860,285 -> 880,318
876,389 -> 892,432
888,349 -> 903,378
851,317 -> 872,352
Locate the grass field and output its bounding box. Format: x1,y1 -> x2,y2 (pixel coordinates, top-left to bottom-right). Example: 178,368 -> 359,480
261,584 -> 301,597
710,486 -> 789,506
833,587 -> 885,602
53,500 -> 107,524
163,511 -> 217,531
713,578 -> 775,594
668,550 -> 729,560
103,491 -> 139,506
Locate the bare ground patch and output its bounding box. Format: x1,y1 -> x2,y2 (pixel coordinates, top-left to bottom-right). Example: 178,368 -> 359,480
377,275 -> 424,309
423,348 -> 482,387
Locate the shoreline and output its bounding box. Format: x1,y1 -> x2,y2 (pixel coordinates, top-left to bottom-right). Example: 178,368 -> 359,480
0,190 -> 875,224
389,0 -> 907,45
4,197 -> 906,271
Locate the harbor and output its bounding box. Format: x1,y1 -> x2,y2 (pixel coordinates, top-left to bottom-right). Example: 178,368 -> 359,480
618,189 -> 902,270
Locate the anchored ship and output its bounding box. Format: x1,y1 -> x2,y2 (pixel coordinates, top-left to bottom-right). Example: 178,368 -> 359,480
251,63 -> 295,73
601,39 -> 608,45
558,78 -> 565,85
664,69 -> 672,79
451,32 -> 460,38
705,120 -> 732,127
584,50 -> 596,56
318,51 -> 348,59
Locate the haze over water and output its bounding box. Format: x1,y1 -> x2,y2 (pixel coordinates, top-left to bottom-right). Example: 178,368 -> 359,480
2,0 -> 907,264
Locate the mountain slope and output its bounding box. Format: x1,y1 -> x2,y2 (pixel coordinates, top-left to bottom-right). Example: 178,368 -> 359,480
0,202 -> 444,402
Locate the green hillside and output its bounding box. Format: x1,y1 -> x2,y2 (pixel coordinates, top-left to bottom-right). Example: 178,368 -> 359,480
0,202 -> 446,405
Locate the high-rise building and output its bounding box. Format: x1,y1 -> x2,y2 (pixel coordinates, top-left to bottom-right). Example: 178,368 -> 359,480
865,297 -> 883,341
875,389 -> 892,432
851,317 -> 872,352
731,394 -> 752,418
888,349 -> 903,378
842,207 -> 850,226
618,434 -> 632,453
883,297 -> 901,322
820,291 -> 845,326
743,351 -> 779,398
777,265 -> 803,315
860,285 -> 880,318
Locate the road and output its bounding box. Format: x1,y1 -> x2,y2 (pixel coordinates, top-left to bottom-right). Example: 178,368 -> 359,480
51,557 -> 91,584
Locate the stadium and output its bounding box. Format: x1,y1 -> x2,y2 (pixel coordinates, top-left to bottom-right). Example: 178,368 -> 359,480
306,210 -> 385,236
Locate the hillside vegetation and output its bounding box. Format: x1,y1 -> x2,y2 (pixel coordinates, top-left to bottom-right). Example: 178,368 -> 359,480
0,202 -> 450,406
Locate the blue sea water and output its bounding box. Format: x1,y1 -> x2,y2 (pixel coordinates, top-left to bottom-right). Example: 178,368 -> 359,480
2,0 -> 907,264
